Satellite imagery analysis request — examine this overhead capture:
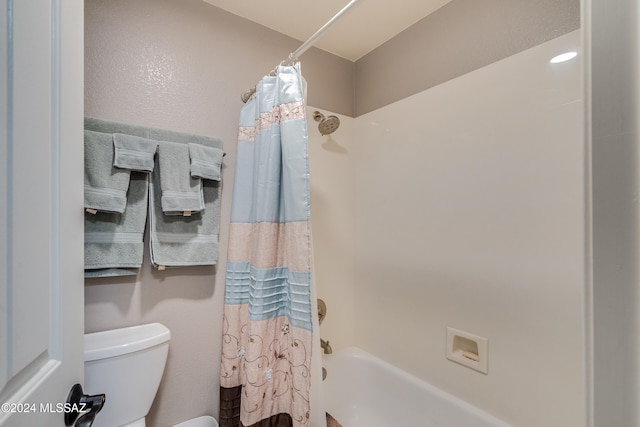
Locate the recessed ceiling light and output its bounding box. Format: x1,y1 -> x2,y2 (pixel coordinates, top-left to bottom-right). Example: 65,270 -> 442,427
550,51 -> 578,64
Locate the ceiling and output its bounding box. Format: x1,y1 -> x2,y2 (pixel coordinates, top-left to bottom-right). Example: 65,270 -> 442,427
202,0 -> 453,61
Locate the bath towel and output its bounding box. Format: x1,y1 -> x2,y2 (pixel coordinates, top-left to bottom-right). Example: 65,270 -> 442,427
149,153 -> 221,268
84,171 -> 148,276
147,127 -> 223,268
84,130 -> 130,214
188,143 -> 224,181
158,141 -> 205,216
113,133 -> 158,172
84,117 -> 224,273
84,118 -> 150,278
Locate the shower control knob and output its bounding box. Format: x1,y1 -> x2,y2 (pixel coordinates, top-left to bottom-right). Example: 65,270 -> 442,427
64,383 -> 106,427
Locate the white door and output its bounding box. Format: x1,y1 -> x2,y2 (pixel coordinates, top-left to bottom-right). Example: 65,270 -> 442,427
0,0 -> 84,426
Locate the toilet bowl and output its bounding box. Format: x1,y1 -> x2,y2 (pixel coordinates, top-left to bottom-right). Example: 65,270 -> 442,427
174,415 -> 219,427
84,323 -> 171,427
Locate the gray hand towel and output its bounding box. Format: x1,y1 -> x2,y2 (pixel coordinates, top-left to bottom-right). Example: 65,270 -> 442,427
188,143 -> 224,181
158,141 -> 205,216
84,130 -> 131,213
113,133 -> 158,172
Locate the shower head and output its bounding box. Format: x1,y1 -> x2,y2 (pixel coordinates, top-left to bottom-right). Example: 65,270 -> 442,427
313,111 -> 340,136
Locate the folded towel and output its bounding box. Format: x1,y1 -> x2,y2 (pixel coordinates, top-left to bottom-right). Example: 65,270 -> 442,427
147,128 -> 223,269
158,141 -> 205,216
188,143 -> 224,181
85,117 -> 148,138
84,117 -> 224,273
147,126 -> 223,148
84,118 -> 150,278
84,130 -> 131,214
149,156 -> 221,268
113,133 -> 158,172
84,171 -> 148,276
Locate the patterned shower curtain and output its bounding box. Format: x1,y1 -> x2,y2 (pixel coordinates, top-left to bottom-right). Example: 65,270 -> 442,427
220,64 -> 314,427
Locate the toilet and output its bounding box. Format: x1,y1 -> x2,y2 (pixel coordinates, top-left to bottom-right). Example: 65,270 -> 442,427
84,323 -> 171,427
84,323 -> 219,427
174,416 -> 219,427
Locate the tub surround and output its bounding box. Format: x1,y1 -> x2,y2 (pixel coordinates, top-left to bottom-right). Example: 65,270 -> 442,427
352,31 -> 584,427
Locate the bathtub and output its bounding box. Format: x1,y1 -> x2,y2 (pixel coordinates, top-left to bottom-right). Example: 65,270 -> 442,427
323,347 -> 512,427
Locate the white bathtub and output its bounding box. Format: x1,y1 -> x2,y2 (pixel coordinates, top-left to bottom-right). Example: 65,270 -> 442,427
323,347 -> 512,427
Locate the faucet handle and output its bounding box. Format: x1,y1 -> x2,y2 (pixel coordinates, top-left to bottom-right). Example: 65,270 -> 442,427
317,298 -> 327,325
320,338 -> 333,354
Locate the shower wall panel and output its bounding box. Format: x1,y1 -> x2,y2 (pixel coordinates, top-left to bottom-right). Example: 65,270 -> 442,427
352,31 -> 585,427
308,109 -> 358,351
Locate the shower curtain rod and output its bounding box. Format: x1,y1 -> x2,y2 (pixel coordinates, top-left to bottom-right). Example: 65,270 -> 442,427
241,0 -> 360,102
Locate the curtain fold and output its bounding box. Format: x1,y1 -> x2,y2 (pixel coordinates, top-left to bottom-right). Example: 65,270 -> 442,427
220,64 -> 314,427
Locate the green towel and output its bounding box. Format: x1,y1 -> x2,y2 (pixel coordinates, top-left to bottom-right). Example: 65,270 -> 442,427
158,141 -> 205,215
84,117 -> 223,276
113,133 -> 158,172
84,171 -> 148,273
84,130 -> 130,214
189,143 -> 224,181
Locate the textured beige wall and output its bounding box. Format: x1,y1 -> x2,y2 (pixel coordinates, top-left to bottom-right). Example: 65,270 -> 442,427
83,1 -> 352,425
354,0 -> 580,115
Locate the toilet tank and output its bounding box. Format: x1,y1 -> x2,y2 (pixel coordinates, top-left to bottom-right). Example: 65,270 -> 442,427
84,323 -> 171,427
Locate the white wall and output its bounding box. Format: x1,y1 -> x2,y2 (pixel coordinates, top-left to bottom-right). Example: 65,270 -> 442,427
587,0 -> 640,424
309,109 -> 357,351
342,31 -> 585,426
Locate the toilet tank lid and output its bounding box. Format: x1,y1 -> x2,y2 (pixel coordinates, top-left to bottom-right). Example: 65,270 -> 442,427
84,323 -> 171,362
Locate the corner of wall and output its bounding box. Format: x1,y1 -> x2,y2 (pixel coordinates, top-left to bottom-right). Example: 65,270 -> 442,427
353,0 -> 580,116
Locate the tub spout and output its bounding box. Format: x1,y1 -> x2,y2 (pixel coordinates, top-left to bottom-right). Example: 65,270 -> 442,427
320,338 -> 333,354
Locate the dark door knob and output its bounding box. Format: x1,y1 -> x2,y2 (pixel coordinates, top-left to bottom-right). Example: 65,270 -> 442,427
64,383 -> 106,427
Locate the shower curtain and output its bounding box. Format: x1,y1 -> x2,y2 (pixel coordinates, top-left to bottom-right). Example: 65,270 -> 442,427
220,64 -> 317,427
